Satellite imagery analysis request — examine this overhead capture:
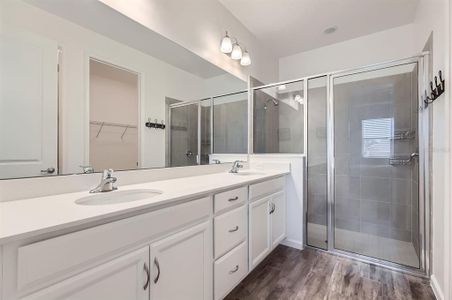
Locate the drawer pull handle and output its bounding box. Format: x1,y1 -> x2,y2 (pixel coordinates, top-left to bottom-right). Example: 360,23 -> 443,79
143,263 -> 150,290
229,226 -> 239,232
228,196 -> 239,202
229,265 -> 239,274
269,202 -> 276,214
154,257 -> 160,284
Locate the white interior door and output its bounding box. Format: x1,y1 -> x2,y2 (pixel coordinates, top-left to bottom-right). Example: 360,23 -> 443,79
0,30 -> 58,179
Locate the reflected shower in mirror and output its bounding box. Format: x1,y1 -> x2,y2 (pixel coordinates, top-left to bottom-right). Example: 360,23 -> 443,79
253,81 -> 305,154
213,91 -> 248,157
0,0 -> 247,179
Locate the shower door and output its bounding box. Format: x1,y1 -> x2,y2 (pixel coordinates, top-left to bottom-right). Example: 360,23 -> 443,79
330,61 -> 424,269
169,103 -> 199,167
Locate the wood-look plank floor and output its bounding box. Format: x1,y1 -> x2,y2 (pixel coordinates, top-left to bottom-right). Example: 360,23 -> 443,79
225,245 -> 435,300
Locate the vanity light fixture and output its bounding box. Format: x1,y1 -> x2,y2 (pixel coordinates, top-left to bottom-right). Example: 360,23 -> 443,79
240,50 -> 251,66
220,31 -> 233,54
231,42 -> 242,60
221,31 -> 251,66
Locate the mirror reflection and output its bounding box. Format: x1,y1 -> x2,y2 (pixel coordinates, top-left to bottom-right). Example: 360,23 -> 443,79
253,81 -> 305,154
0,0 -> 247,179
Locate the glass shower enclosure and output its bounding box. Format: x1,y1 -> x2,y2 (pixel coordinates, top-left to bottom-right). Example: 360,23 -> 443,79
305,56 -> 429,274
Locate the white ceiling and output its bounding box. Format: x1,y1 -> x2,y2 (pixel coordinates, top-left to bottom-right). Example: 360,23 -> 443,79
219,0 -> 419,58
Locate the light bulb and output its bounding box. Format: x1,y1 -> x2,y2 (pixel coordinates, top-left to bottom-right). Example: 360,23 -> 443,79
220,32 -> 232,54
231,43 -> 242,60
240,50 -> 251,66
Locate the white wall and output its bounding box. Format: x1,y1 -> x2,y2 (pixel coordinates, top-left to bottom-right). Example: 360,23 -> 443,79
279,24 -> 416,80
3,0 -> 246,174
99,0 -> 279,84
412,1 -> 450,299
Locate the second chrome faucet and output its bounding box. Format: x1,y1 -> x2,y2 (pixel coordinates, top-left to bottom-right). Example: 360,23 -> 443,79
90,169 -> 117,193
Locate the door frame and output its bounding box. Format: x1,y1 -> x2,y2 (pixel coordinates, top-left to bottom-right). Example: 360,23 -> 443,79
83,54 -> 145,170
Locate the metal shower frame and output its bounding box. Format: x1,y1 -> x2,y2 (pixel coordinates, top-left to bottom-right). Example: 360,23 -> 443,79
250,54 -> 431,277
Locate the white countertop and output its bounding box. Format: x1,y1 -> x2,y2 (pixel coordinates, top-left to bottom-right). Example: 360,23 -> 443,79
0,169 -> 288,245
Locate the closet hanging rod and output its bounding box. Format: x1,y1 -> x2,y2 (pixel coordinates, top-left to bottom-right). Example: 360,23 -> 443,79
90,121 -> 137,129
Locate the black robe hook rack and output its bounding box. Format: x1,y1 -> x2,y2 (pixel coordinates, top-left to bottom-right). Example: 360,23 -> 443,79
424,70 -> 445,107
145,118 -> 166,129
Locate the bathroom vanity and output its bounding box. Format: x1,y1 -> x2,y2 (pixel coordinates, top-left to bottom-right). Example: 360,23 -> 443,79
0,170 -> 288,300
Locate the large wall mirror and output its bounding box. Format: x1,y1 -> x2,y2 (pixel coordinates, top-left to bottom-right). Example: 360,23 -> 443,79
0,0 -> 248,179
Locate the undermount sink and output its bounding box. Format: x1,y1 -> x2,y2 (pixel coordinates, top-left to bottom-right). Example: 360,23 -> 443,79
75,189 -> 162,206
231,171 -> 265,176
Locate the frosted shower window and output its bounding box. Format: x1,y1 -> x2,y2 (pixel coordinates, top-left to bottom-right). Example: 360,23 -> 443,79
361,117 -> 394,158
253,81 -> 305,153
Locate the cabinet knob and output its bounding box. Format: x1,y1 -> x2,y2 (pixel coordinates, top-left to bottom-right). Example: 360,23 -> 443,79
228,196 -> 239,202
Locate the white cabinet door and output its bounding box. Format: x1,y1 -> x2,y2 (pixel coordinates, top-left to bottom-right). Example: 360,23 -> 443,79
0,31 -> 58,179
22,247 -> 149,300
249,196 -> 271,270
270,191 -> 286,249
150,221 -> 212,300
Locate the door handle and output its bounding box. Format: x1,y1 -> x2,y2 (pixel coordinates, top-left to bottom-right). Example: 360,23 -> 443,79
229,265 -> 239,274
154,257 -> 161,284
40,167 -> 55,174
143,262 -> 150,290
228,226 -> 239,232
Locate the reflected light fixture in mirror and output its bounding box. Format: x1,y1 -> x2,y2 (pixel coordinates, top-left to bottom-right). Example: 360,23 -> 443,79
231,42 -> 242,60
220,31 -> 233,53
240,50 -> 251,66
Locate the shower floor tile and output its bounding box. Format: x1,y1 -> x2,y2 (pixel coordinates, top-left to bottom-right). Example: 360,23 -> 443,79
307,223 -> 420,268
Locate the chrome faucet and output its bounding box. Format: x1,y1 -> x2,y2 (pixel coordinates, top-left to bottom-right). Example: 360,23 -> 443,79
230,160 -> 244,173
90,169 -> 117,193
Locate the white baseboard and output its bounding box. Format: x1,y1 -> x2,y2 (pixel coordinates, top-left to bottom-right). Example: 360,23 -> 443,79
431,274 -> 444,300
281,238 -> 304,250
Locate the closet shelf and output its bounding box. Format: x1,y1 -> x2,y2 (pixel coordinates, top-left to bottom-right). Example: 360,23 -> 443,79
90,121 -> 137,129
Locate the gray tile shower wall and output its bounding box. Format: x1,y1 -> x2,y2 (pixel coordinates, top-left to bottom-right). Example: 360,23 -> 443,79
332,69 -> 419,245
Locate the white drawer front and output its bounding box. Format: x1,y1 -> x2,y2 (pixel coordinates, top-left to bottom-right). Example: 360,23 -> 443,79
214,242 -> 248,300
214,186 -> 247,214
249,176 -> 285,202
16,197 -> 211,294
214,205 -> 247,259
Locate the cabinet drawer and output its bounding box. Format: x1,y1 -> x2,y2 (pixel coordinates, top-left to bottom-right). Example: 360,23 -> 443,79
214,186 -> 247,214
15,197 -> 211,294
214,242 -> 248,300
249,177 -> 284,202
214,205 -> 247,259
